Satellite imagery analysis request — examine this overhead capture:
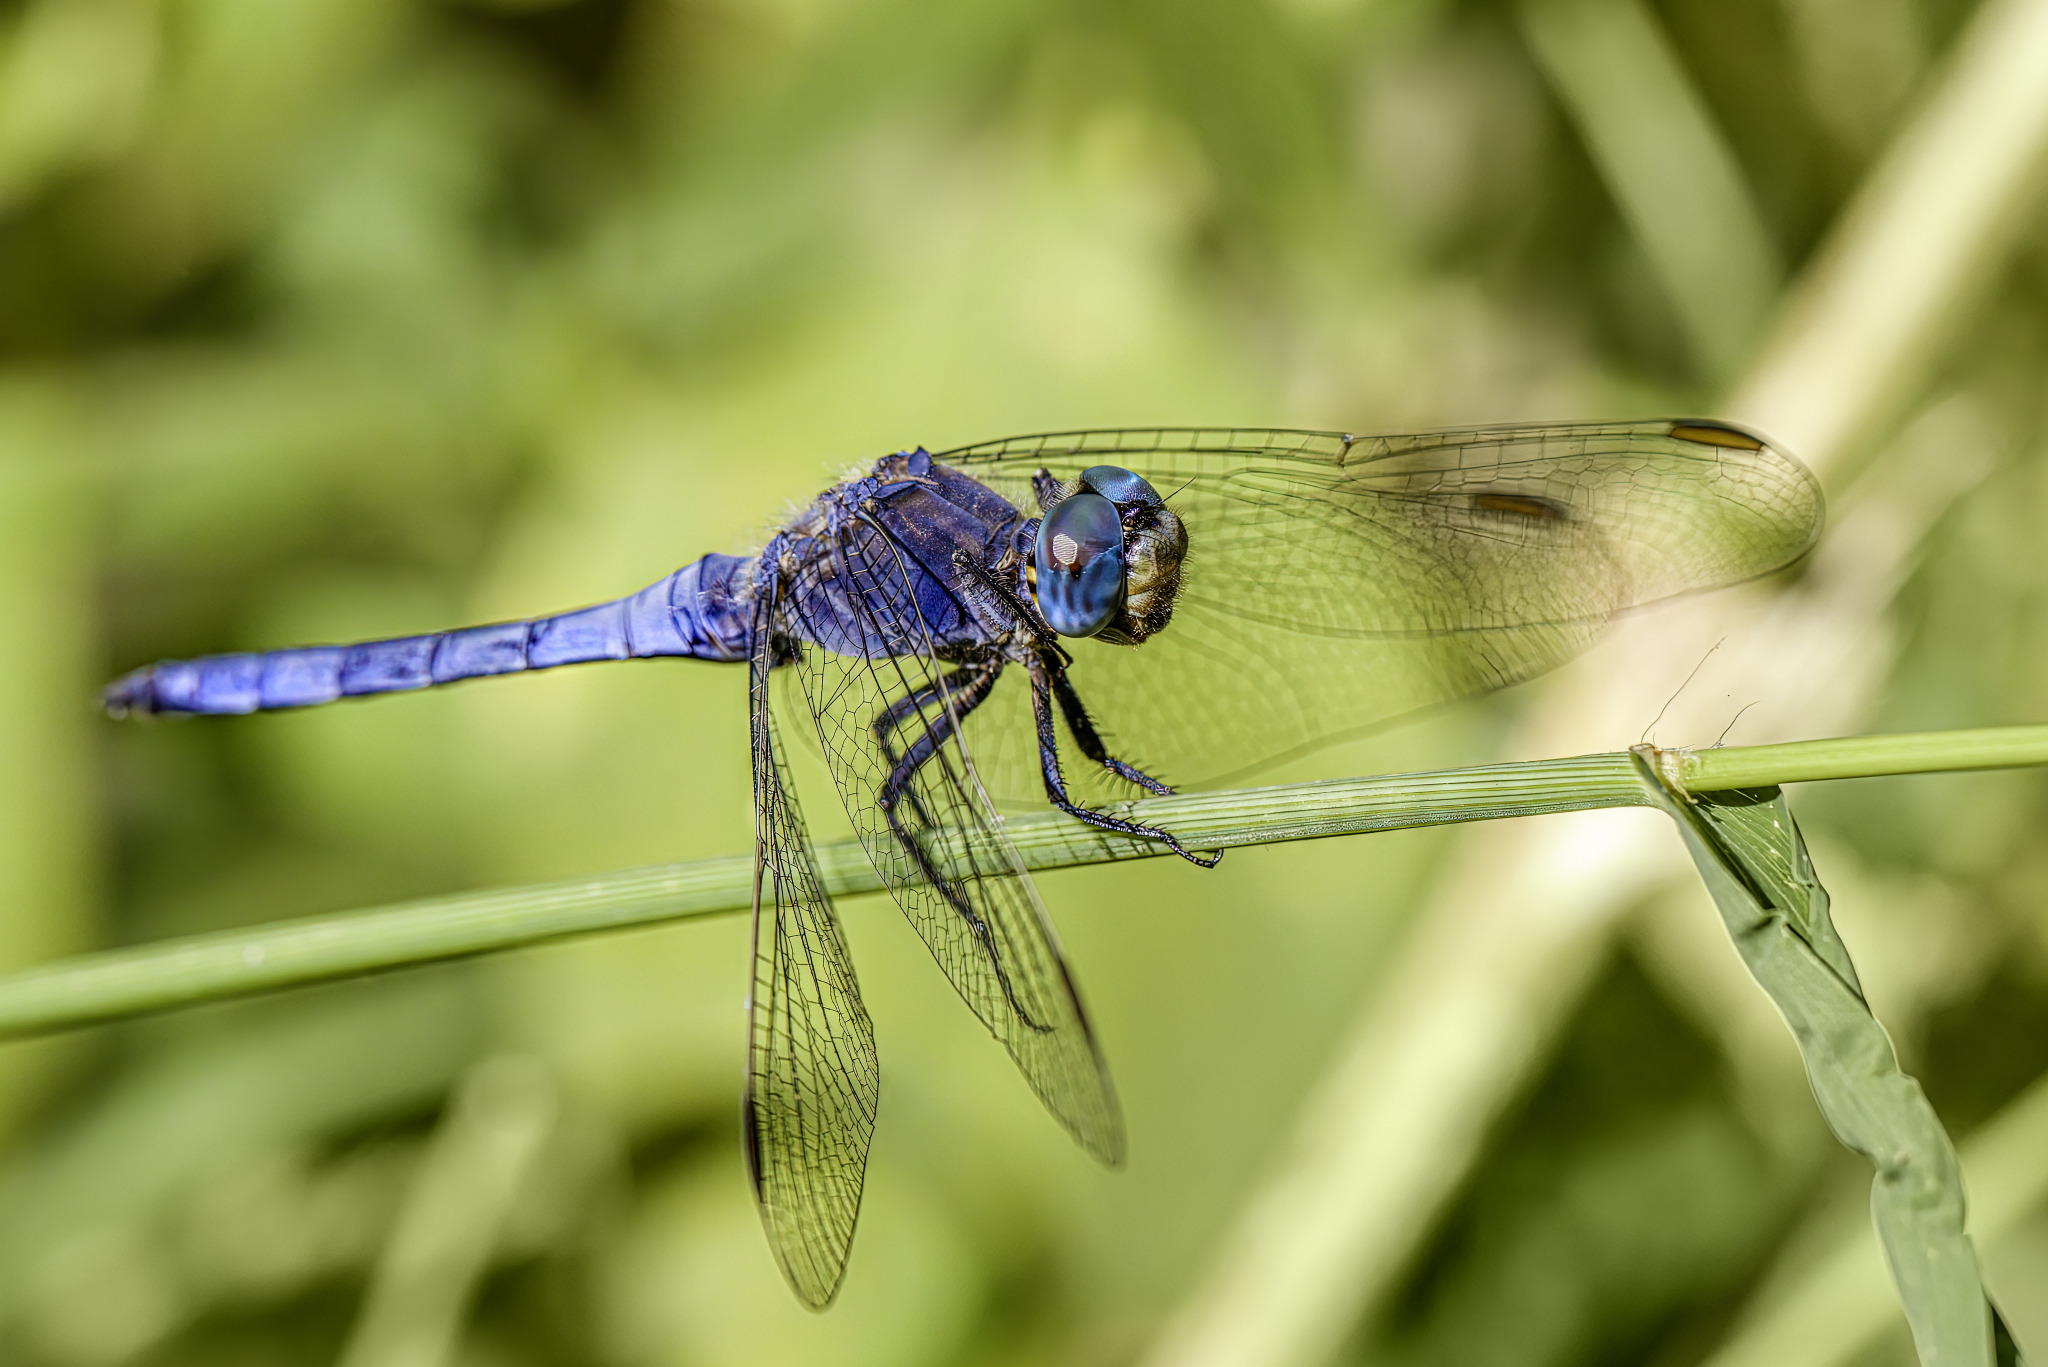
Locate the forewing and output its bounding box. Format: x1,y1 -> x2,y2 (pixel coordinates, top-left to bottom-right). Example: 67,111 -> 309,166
780,515 -> 1124,1165
744,624 -> 880,1309
940,421 -> 1823,793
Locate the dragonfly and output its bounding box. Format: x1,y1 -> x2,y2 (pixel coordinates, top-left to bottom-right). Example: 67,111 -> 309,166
104,421 -> 1822,1306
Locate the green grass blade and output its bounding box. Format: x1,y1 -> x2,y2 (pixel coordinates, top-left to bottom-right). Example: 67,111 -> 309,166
11,722 -> 2048,1049
0,754 -> 1645,1040
1634,753 -> 1993,1367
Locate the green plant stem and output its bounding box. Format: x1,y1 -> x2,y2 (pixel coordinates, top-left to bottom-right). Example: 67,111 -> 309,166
0,754 -> 1641,1040
6,723 -> 2048,1043
1674,724 -> 2048,791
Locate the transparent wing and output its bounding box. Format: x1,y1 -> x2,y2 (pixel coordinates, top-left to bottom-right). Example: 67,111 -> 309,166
778,514 -> 1124,1165
936,420 -> 1824,798
743,618 -> 880,1309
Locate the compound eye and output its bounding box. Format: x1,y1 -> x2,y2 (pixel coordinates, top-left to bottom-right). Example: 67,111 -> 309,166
1079,464 -> 1163,509
1032,491 -> 1125,637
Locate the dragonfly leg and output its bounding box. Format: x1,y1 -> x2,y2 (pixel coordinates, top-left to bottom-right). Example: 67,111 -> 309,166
873,660 -> 1055,1033
873,665 -> 1000,907
870,661 -> 995,751
1028,664 -> 1220,868
1048,670 -> 1174,797
870,660 -> 1001,840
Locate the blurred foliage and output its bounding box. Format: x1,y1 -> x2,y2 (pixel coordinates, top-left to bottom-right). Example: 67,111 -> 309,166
0,0 -> 2046,1361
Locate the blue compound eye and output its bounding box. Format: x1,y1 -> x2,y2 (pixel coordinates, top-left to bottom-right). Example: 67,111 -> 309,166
1079,464 -> 1163,509
1032,491 -> 1125,637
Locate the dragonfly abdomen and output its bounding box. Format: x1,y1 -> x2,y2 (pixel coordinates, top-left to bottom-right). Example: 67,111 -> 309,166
102,552 -> 756,716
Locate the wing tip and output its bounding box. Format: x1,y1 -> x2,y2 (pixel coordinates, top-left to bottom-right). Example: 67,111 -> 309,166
1052,1067 -> 1128,1170
743,1076 -> 859,1310
789,1263 -> 848,1311
1666,418 -> 1825,566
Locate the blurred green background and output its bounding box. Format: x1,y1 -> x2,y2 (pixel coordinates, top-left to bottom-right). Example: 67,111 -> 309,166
2,0 -> 2048,1362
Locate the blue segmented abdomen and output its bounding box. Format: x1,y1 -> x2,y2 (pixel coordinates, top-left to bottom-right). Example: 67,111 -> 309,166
104,553 -> 756,717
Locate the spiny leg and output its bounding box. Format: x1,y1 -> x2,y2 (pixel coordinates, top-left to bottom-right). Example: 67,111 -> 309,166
1049,669 -> 1174,797
1028,663 -> 1220,867
872,662 -> 994,753
872,659 -> 1052,1031
872,661 -> 996,837
873,659 -> 1000,882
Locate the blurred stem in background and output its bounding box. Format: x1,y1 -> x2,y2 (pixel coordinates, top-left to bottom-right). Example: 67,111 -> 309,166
0,381 -> 97,1137
337,1055 -> 557,1367
0,0 -> 156,216
0,978 -> 484,1363
1518,0 -> 1781,382
1734,0 -> 2048,464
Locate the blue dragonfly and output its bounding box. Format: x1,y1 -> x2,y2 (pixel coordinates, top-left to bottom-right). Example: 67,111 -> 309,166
105,422 -> 1822,1306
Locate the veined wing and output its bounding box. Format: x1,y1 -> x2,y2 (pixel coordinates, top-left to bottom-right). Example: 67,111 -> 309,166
743,601 -> 879,1309
937,420 -> 1823,796
777,511 -> 1123,1166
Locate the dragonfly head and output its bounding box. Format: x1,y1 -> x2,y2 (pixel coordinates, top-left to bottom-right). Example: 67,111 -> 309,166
1030,465 -> 1186,645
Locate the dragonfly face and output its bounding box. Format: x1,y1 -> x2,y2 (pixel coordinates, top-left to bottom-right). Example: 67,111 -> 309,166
1029,463 -> 1188,644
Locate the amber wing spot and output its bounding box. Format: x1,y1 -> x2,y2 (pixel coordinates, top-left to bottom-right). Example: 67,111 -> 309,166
1668,420 -> 1766,451
1470,492 -> 1568,521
